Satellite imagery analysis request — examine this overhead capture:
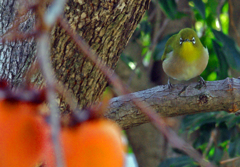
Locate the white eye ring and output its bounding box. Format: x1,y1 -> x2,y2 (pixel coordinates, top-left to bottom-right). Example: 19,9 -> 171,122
192,37 -> 196,44
180,38 -> 183,45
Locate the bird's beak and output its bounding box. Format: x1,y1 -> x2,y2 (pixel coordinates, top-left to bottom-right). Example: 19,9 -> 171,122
183,39 -> 191,42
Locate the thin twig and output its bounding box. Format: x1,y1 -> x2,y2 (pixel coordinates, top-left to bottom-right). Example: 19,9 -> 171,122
37,33 -> 64,167
58,17 -> 215,167
44,0 -> 66,28
203,129 -> 218,157
37,0 -> 67,166
0,31 -> 39,44
220,157 -> 240,164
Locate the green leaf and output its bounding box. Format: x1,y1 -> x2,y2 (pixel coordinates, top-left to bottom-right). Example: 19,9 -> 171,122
208,147 -> 223,163
139,21 -> 152,34
218,123 -> 231,144
215,112 -> 233,126
212,29 -> 240,71
181,113 -> 217,134
212,40 -> 229,79
158,0 -> 186,20
192,0 -> 206,19
193,129 -> 211,149
228,137 -> 239,157
158,0 -> 176,19
206,0 -> 218,16
189,116 -> 216,133
226,116 -> 240,129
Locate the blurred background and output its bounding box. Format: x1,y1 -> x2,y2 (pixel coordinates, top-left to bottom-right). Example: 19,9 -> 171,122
115,0 -> 240,166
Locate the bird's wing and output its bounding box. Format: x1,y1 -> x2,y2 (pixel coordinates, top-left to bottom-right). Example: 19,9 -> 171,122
161,34 -> 176,61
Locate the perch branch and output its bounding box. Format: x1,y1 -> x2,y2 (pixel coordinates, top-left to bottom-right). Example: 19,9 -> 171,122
106,78 -> 240,129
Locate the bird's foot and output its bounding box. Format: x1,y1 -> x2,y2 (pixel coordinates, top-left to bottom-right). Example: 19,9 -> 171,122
167,79 -> 173,89
178,85 -> 188,96
195,76 -> 206,89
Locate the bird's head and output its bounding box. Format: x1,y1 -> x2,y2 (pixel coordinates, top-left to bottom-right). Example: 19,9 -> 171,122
178,28 -> 199,46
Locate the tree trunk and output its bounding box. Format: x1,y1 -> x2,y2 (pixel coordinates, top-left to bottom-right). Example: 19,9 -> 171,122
1,0 -> 150,111
0,0 -> 36,87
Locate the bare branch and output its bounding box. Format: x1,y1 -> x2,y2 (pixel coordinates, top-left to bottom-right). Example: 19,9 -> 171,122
220,157 -> 240,165
106,78 -> 240,129
37,0 -> 67,166
37,33 -> 64,167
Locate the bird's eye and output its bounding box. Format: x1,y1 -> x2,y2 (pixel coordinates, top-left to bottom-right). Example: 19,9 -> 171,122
192,37 -> 196,44
180,38 -> 183,45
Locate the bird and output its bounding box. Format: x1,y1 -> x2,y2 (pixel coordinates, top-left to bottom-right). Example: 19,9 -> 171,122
161,28 -> 209,88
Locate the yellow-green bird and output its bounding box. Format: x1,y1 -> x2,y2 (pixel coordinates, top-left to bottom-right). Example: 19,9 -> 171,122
161,28 -> 209,88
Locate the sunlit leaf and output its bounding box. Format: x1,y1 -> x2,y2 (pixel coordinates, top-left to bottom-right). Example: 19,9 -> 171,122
120,53 -> 135,70
208,147 -> 223,163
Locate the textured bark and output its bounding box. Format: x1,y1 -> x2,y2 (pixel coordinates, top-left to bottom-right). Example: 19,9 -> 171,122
1,0 -> 150,111
32,0 -> 150,111
106,78 -> 240,129
0,0 -> 36,87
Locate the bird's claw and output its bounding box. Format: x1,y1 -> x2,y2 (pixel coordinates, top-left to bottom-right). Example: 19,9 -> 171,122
195,76 -> 206,89
167,78 -> 173,89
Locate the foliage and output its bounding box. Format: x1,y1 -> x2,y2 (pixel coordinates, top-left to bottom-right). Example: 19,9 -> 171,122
121,0 -> 240,166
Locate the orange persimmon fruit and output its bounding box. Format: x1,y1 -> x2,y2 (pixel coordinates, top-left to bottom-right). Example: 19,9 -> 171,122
62,119 -> 125,167
0,100 -> 47,167
44,118 -> 125,167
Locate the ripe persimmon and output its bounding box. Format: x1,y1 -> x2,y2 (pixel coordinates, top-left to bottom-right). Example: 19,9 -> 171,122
44,118 -> 125,167
62,119 -> 125,167
0,100 -> 47,167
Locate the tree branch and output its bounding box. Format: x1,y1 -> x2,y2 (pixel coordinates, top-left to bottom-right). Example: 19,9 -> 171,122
106,78 -> 240,129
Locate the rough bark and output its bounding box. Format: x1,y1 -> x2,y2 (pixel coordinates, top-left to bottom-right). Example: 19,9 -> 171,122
0,0 -> 36,87
106,78 -> 240,129
1,0 -> 150,111
31,0 -> 150,111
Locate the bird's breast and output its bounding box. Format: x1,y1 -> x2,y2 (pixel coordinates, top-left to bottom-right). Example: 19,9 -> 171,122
162,47 -> 208,81
179,42 -> 201,62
